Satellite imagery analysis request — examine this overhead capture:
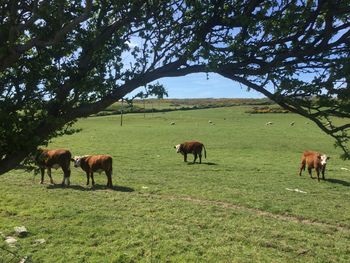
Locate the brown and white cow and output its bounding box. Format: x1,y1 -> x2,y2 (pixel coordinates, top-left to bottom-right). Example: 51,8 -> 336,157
72,155 -> 113,188
298,151 -> 330,181
174,141 -> 206,164
35,148 -> 72,186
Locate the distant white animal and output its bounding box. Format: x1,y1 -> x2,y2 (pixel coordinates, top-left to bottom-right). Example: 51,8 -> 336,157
170,122 -> 175,125
208,120 -> 212,124
265,121 -> 273,125
290,121 -> 295,126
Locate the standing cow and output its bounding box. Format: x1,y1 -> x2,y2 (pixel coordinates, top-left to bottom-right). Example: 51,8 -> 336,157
72,155 -> 113,188
298,151 -> 330,181
35,148 -> 72,186
174,141 -> 207,164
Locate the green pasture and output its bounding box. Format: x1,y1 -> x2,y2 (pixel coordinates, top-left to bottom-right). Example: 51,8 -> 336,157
1,105 -> 350,262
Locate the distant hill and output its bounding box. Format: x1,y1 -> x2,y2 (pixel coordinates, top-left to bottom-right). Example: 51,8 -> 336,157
94,98 -> 274,116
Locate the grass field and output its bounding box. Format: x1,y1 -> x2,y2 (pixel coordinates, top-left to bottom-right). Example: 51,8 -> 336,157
1,103 -> 350,262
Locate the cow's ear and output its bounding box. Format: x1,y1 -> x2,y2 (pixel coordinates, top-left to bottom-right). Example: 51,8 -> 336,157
327,156 -> 330,160
174,146 -> 176,148
70,158 -> 75,162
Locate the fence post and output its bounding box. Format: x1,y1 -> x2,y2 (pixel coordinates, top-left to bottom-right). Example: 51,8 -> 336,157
120,98 -> 123,126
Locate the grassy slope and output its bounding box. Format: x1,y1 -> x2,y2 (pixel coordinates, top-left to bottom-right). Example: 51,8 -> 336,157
1,105 -> 350,262
103,98 -> 271,114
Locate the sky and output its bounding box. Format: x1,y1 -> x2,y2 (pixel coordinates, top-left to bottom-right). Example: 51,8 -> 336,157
124,37 -> 267,99
128,72 -> 266,99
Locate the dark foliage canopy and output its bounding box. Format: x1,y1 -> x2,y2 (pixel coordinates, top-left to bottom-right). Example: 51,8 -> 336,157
1,0 -> 349,174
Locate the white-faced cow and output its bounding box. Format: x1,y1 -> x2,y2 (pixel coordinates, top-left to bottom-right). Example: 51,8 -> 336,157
35,148 -> 72,186
174,141 -> 206,164
298,151 -> 330,181
72,155 -> 113,188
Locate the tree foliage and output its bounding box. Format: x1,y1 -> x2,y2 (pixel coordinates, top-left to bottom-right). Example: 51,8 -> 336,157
0,0 -> 349,174
128,82 -> 168,103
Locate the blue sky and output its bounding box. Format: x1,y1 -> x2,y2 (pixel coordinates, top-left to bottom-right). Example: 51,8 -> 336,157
128,72 -> 266,99
124,38 -> 266,99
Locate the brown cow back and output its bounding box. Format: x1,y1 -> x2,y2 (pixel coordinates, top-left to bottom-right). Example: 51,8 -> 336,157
81,155 -> 112,173
181,141 -> 203,154
37,149 -> 71,168
302,151 -> 321,169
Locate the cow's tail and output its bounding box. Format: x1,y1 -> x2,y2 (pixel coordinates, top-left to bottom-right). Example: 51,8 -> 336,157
203,144 -> 207,159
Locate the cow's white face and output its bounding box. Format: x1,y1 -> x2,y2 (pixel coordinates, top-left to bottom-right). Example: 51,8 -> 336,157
320,154 -> 329,166
175,144 -> 181,153
72,156 -> 83,168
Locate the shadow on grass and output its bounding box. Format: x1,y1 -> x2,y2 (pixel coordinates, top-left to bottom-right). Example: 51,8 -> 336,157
324,178 -> 350,187
202,162 -> 218,166
186,162 -> 218,165
46,184 -> 134,192
14,164 -> 35,171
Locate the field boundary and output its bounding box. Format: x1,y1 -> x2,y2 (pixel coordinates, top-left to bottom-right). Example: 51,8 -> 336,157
94,98 -> 274,117
150,194 -> 349,232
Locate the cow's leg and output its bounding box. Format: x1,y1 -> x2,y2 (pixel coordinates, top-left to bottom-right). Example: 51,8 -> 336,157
109,174 -> 113,188
91,172 -> 95,186
193,153 -> 197,163
316,168 -> 320,182
307,167 -> 313,178
85,171 -> 90,185
199,153 -> 202,164
299,161 -> 305,176
322,166 -> 326,180
47,168 -> 54,184
64,167 -> 71,186
106,171 -> 113,188
106,172 -> 110,188
60,168 -> 66,186
184,153 -> 187,162
40,168 -> 45,184
60,167 -> 70,186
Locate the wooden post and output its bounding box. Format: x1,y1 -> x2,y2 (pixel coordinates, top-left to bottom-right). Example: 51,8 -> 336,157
120,98 -> 123,126
143,98 -> 146,118
151,100 -> 154,117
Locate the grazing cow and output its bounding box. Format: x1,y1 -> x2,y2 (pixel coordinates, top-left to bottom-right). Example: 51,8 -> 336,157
298,151 -> 330,181
72,155 -> 113,188
174,141 -> 206,164
35,148 -> 72,186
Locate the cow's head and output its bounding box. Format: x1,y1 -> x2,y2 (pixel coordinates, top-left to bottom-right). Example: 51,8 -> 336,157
33,148 -> 47,164
320,154 -> 330,166
174,144 -> 181,153
72,156 -> 85,168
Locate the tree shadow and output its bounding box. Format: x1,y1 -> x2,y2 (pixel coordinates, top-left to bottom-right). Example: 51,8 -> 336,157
46,184 -> 134,192
14,164 -> 35,171
324,178 -> 350,187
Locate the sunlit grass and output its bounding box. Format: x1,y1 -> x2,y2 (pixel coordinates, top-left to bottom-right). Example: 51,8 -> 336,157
1,104 -> 349,262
